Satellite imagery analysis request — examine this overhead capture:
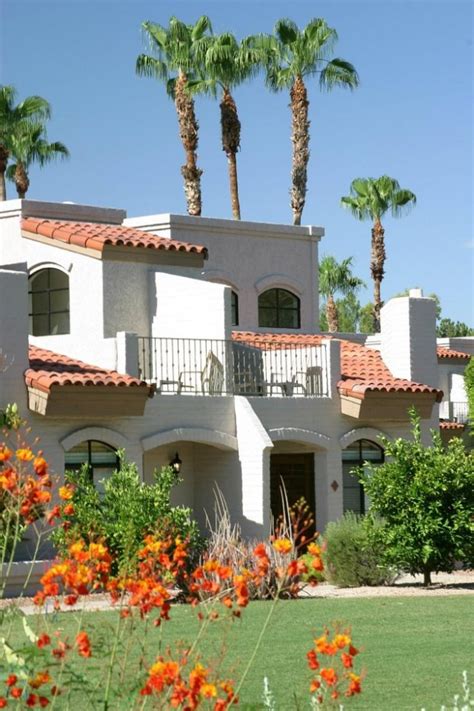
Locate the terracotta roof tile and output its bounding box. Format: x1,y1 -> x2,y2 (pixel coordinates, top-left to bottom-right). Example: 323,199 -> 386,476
21,218 -> 208,257
437,346 -> 471,360
439,421 -> 465,430
232,331 -> 442,401
26,346 -> 153,395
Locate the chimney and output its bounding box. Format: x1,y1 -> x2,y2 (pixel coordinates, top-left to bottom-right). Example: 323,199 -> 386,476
380,289 -> 438,387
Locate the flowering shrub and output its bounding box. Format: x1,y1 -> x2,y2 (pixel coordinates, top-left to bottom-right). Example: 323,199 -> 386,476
0,417 -> 365,709
51,457 -> 203,575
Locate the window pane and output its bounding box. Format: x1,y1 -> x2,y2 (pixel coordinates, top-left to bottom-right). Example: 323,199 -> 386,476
231,291 -> 239,326
259,308 -> 278,328
32,314 -> 49,336
278,290 -> 298,308
30,271 -> 49,290
65,441 -> 89,466
30,292 -> 49,314
90,441 -> 117,466
50,312 -> 70,335
278,309 -> 299,329
259,290 -> 278,307
49,269 -> 68,289
50,289 -> 69,312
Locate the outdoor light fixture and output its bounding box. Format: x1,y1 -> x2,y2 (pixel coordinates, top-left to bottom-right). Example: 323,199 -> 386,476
170,452 -> 182,475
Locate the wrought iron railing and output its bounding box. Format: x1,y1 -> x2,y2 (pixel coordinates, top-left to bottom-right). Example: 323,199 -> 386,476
137,336 -> 329,397
439,400 -> 469,424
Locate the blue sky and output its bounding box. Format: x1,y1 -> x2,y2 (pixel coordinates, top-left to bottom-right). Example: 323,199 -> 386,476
2,0 -> 473,324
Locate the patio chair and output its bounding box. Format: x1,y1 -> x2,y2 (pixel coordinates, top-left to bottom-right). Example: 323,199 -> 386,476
161,351 -> 224,395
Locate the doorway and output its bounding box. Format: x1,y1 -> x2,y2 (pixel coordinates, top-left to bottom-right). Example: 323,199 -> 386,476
270,453 -> 316,532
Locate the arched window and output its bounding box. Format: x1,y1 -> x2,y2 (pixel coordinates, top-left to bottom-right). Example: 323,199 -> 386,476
65,440 -> 118,493
231,290 -> 239,326
258,288 -> 300,329
342,439 -> 384,515
28,268 -> 70,336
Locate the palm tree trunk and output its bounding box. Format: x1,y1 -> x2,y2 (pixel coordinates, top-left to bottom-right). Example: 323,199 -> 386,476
14,162 -> 29,199
220,88 -> 241,220
290,75 -> 310,226
174,70 -> 202,217
370,219 -> 386,331
0,144 -> 8,201
326,295 -> 339,332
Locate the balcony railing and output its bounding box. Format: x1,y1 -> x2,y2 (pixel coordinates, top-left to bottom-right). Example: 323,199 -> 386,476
137,336 -> 329,397
439,401 -> 469,424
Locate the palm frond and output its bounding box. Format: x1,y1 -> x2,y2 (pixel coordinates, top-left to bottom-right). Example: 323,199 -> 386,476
136,54 -> 168,82
320,58 -> 359,90
5,163 -> 16,182
274,18 -> 299,45
141,21 -> 168,51
191,15 -> 213,41
391,189 -> 417,217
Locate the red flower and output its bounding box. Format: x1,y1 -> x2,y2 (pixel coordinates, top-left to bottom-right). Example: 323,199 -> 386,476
320,668 -> 338,686
76,631 -> 91,658
0,698 -> 7,708
26,694 -> 38,707
39,698 -> 49,708
37,634 -> 51,649
10,687 -> 22,698
6,675 -> 17,687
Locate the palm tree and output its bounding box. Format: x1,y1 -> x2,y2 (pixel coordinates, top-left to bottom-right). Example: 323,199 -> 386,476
6,122 -> 69,198
0,85 -> 51,201
341,176 -> 417,331
194,33 -> 260,220
319,255 -> 365,332
247,19 -> 358,225
136,16 -> 212,217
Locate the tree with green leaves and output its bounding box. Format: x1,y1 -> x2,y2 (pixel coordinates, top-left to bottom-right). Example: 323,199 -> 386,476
248,18 -> 358,225
465,357 -> 474,436
360,410 -> 474,586
319,255 -> 365,332
341,176 -> 417,331
437,318 -> 474,338
6,122 -> 69,198
136,16 -> 213,216
195,33 -> 260,220
0,85 -> 51,201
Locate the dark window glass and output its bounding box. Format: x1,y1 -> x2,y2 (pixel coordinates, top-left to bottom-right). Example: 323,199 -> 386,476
65,440 -> 118,494
258,289 -> 300,329
342,439 -> 384,515
231,291 -> 239,326
28,268 -> 70,336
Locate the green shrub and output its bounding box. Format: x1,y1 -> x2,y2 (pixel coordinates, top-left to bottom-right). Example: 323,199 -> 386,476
52,454 -> 203,574
323,512 -> 394,587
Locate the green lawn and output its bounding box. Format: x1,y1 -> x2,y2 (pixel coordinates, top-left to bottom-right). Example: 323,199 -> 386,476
5,595 -> 473,710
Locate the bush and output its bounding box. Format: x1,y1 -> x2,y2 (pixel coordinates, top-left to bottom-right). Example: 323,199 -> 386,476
52,454 -> 203,574
323,512 -> 394,587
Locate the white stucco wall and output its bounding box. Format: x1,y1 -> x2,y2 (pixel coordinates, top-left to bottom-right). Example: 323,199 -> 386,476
124,213 -> 323,333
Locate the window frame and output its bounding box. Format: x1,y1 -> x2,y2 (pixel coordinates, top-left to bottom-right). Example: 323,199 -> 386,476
65,440 -> 119,487
28,267 -> 70,336
231,290 -> 239,327
258,288 -> 301,329
342,439 -> 384,515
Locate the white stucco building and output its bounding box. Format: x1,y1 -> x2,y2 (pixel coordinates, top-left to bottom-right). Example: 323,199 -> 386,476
0,198 -> 471,550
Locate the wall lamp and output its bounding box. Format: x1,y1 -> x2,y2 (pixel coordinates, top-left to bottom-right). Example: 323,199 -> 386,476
170,452 -> 182,475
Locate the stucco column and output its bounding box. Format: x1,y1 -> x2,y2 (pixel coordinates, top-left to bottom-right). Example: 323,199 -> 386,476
315,446 -> 343,532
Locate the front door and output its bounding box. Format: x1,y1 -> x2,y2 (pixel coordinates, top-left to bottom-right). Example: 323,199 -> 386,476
270,453 -> 316,533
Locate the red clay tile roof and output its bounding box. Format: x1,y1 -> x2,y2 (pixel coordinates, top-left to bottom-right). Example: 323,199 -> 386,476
26,346 -> 152,395
21,218 -> 208,257
437,346 -> 471,360
439,421 -> 465,430
232,331 -> 442,401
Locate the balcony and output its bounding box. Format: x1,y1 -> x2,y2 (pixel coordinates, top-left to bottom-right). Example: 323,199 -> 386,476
137,336 -> 329,398
439,401 -> 469,424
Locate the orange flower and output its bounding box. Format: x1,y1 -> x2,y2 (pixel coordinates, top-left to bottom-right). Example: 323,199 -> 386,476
201,683 -> 217,698
10,687 -> 22,698
16,448 -> 34,462
33,457 -> 48,477
62,503 -> 74,516
58,485 -> 73,500
341,652 -> 353,669
0,446 -> 12,462
310,679 -> 321,692
320,668 -> 338,686
272,538 -> 292,554
76,631 -> 91,658
29,672 -> 51,689
346,673 -> 362,696
333,633 -> 351,649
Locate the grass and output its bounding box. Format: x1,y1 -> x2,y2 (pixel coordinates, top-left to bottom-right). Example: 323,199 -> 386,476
4,595 -> 473,710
